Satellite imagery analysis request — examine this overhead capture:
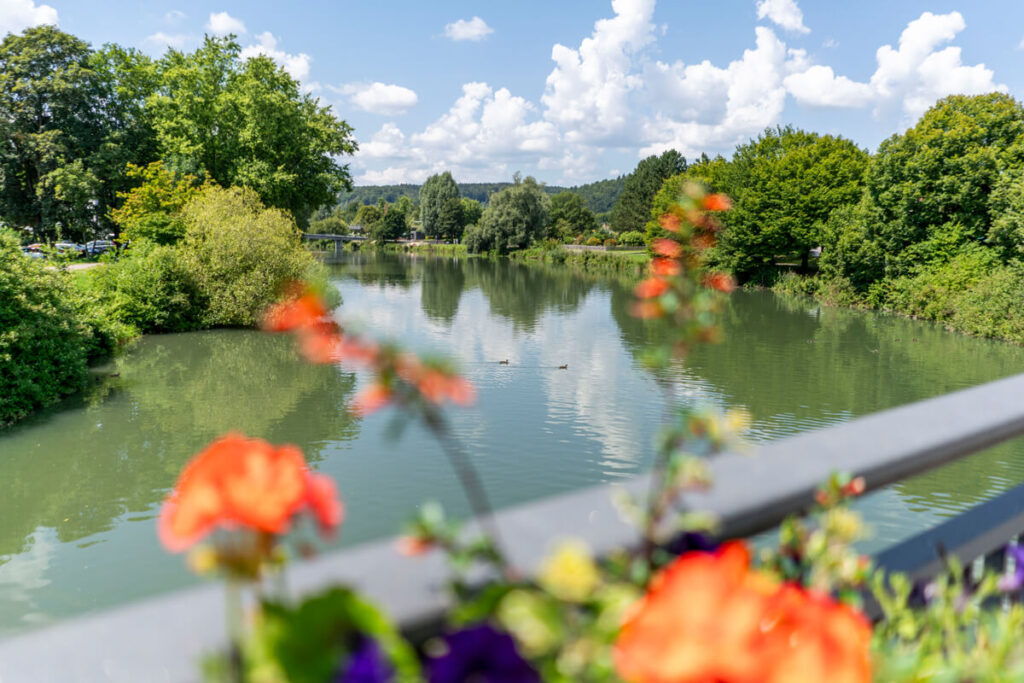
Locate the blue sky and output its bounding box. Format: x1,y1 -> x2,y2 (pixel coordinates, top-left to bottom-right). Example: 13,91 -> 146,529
5,0 -> 1024,186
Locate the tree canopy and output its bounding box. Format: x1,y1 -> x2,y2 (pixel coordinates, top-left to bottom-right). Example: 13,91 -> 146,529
465,176 -> 548,254
547,191 -> 596,240
0,27 -> 357,239
419,172 -> 461,238
610,150 -> 686,234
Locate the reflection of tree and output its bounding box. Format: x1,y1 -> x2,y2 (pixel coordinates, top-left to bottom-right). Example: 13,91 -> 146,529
336,251 -> 416,289
0,331 -> 359,561
420,257 -> 466,324
467,259 -> 594,331
611,286 -> 1024,511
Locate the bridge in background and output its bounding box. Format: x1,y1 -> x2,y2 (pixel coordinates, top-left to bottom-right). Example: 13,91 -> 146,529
6,372 -> 1024,680
302,232 -> 365,256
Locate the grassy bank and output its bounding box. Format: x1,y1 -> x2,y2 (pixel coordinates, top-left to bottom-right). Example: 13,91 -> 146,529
510,246 -> 649,277
771,264 -> 1024,345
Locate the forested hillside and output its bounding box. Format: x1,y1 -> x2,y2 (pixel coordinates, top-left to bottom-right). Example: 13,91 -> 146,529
340,176 -> 624,213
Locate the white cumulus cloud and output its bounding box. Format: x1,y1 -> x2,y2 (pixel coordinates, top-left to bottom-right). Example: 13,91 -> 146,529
339,82 -> 418,115
784,11 -> 1006,119
542,0 -> 657,147
444,16 -> 493,42
206,11 -> 246,36
756,0 -> 810,34
0,0 -> 57,36
241,32 -> 312,84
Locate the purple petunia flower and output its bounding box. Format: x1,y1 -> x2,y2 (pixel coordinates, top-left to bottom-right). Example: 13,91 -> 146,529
999,544 -> 1024,592
337,637 -> 393,683
427,624 -> 540,683
664,531 -> 718,556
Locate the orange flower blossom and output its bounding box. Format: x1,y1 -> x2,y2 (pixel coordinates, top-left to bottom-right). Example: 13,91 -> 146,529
658,213 -> 682,233
652,238 -> 684,259
635,277 -> 671,299
159,434 -> 342,552
703,272 -> 736,293
614,541 -> 871,683
651,258 -> 682,277
702,193 -> 732,212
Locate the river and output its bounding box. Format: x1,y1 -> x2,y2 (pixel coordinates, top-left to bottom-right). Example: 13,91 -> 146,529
2,252 -> 1024,636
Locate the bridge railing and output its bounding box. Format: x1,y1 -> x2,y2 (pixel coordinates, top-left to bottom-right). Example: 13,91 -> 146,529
6,372 -> 1024,681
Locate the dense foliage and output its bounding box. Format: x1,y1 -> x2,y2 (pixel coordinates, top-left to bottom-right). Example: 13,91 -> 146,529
0,231 -> 122,426
0,27 -> 356,240
610,150 -> 686,234
716,127 -> 868,278
419,172 -> 461,238
547,191 -> 597,241
464,176 -> 549,254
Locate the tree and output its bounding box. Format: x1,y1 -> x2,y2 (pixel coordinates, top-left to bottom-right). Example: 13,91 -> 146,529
610,150 -> 686,234
823,94 -> 1024,289
547,191 -> 596,241
371,206 -> 408,243
437,196 -> 464,239
109,161 -> 211,244
0,27 -> 113,240
148,37 -> 357,226
353,204 -> 382,232
716,127 -> 868,277
419,171 -> 460,238
467,176 -> 548,254
460,198 -> 483,227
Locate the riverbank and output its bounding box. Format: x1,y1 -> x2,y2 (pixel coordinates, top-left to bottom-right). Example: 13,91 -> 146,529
771,270 -> 1024,345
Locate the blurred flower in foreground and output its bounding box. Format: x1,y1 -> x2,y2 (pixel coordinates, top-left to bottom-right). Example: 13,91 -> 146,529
537,540 -> 601,603
158,433 -> 341,552
336,636 -> 393,683
427,624 -> 540,683
264,284 -> 476,416
614,541 -> 871,683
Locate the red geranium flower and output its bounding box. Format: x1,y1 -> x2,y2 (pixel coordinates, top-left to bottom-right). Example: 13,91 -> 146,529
652,239 -> 683,259
651,258 -> 682,277
702,194 -> 732,211
614,542 -> 872,683
703,272 -> 736,293
159,434 -> 342,552
635,277 -> 670,299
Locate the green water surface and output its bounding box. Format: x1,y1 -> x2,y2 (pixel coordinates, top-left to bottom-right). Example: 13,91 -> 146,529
2,252 -> 1024,636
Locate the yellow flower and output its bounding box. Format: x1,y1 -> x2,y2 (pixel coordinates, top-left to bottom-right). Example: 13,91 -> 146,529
538,540 -> 601,603
497,589 -> 561,656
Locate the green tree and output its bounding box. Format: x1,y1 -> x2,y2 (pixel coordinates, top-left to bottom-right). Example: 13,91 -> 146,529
0,27 -> 112,240
610,150 -> 686,234
353,204 -> 382,233
467,176 -> 548,254
717,127 -> 868,277
371,205 -> 408,243
148,37 -> 356,226
109,161 -> 211,244
419,171 -> 460,238
460,198 -> 483,227
547,191 -> 596,241
437,196 -> 464,239
823,94 -> 1024,289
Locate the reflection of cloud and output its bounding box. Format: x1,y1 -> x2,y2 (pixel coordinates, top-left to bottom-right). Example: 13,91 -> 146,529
0,528 -> 55,628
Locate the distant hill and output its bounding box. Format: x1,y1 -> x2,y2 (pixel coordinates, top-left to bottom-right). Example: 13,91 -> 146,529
339,176 -> 625,214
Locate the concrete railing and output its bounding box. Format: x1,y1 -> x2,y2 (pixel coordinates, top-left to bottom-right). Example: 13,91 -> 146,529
7,372 -> 1024,680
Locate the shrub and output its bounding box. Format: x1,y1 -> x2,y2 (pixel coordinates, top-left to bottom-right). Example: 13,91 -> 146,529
178,186 -> 320,327
0,231 -> 99,425
618,230 -> 645,246
90,241 -> 204,333
586,236 -> 602,246
604,238 -> 618,248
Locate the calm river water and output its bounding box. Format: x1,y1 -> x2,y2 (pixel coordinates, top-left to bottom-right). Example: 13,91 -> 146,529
3,252 -> 1024,636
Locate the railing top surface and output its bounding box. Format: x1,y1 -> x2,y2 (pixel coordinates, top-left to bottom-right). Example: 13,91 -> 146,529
6,371 -> 1024,681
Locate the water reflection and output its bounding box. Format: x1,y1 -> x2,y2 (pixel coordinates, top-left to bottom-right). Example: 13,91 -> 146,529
4,253 -> 1024,633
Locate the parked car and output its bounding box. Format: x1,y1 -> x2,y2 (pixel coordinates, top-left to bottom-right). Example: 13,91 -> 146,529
20,246 -> 45,259
55,241 -> 85,255
85,240 -> 115,256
